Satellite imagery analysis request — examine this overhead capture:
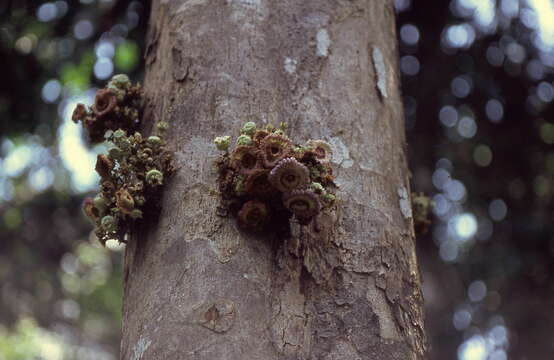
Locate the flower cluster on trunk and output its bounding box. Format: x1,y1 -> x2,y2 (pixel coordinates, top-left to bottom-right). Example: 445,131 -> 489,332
215,122 -> 337,231
71,74 -> 142,143
74,75 -> 175,244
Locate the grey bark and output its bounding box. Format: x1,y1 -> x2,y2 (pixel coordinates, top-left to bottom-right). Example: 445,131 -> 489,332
121,0 -> 426,359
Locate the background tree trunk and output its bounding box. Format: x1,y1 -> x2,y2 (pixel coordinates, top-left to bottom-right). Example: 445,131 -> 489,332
121,0 -> 426,358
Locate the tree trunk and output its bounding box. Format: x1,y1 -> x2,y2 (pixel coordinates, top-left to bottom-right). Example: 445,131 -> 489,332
121,0 -> 426,359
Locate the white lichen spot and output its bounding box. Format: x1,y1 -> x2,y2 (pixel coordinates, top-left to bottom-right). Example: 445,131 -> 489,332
316,29 -> 331,57
329,137 -> 353,168
398,186 -> 412,219
284,57 -> 297,74
372,47 -> 388,98
131,337 -> 152,360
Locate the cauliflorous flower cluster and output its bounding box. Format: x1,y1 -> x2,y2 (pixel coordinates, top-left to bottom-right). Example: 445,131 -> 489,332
215,122 -> 337,230
74,75 -> 175,244
71,74 -> 142,143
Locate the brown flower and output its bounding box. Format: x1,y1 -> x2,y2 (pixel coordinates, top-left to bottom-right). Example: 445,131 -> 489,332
245,169 -> 274,198
260,134 -> 292,168
82,197 -> 100,221
230,146 -> 262,174
72,103 -> 88,123
283,190 -> 321,219
92,88 -> 117,117
268,157 -> 310,192
101,180 -> 115,196
115,188 -> 135,215
238,200 -> 269,229
95,154 -> 114,178
252,129 -> 270,144
307,139 -> 332,163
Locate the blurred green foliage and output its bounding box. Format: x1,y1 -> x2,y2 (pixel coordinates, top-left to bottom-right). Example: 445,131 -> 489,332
0,317 -> 64,360
60,52 -> 95,92
115,40 -> 139,72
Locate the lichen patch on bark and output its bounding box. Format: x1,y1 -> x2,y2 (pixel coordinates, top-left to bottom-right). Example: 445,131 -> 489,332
131,337 -> 152,360
372,46 -> 389,99
316,28 -> 331,57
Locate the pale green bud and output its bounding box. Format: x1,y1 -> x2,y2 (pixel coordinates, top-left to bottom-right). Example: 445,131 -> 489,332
214,136 -> 231,151
241,122 -> 256,136
110,74 -> 130,89
100,215 -> 117,232
236,135 -> 253,146
147,136 -> 162,148
156,122 -> 169,132
146,169 -> 164,186
113,129 -> 126,139
310,182 -> 325,193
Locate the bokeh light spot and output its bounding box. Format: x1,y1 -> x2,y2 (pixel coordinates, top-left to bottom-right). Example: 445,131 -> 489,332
439,105 -> 458,127
473,144 -> 493,167
94,57 -> 114,80
452,213 -> 477,239
540,123 -> 554,144
457,335 -> 487,360
533,175 -> 550,197
37,2 -> 58,22
3,208 -> 22,229
400,24 -> 420,45
74,20 -> 94,40
489,199 -> 508,221
468,280 -> 487,302
486,99 -> 504,123
457,116 -> 477,138
58,96 -> 101,192
400,55 -> 420,76
453,308 -> 472,330
41,79 -> 62,103
451,76 -> 472,98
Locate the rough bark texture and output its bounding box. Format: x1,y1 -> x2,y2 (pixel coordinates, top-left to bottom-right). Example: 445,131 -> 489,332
121,0 -> 426,359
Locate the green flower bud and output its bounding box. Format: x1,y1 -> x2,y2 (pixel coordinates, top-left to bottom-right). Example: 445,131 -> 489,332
146,169 -> 164,186
110,74 -> 130,89
118,137 -> 132,151
147,136 -> 162,148
132,132 -> 142,143
100,215 -> 117,232
236,135 -> 253,146
214,136 -> 231,151
310,182 -> 325,193
113,129 -> 126,139
156,121 -> 169,132
241,122 -> 256,136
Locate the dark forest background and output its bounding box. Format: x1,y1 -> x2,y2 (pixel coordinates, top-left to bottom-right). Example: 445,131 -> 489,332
0,0 -> 552,359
